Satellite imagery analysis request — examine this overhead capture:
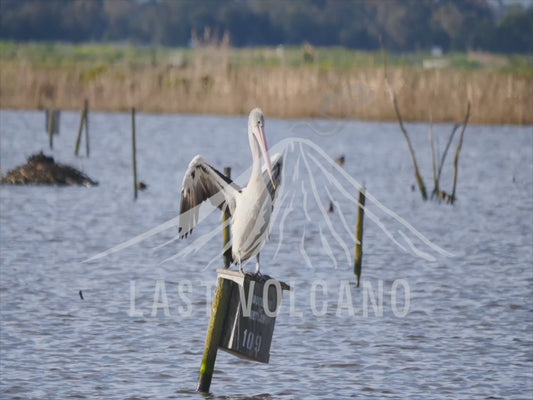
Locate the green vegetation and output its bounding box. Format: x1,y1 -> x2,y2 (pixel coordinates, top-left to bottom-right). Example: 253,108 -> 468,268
1,41 -> 531,76
1,42 -> 531,124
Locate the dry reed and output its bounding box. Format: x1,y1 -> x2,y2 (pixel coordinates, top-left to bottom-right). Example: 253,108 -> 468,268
0,52 -> 531,124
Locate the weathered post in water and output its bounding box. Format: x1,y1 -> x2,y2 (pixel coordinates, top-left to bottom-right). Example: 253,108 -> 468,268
354,187 -> 366,287
48,109 -> 54,149
84,100 -> 89,157
46,110 -> 60,149
75,105 -> 84,155
197,270 -> 290,393
197,275 -> 232,392
197,195 -> 233,392
131,107 -> 138,200
45,110 -> 60,134
223,167 -> 232,269
75,100 -> 89,156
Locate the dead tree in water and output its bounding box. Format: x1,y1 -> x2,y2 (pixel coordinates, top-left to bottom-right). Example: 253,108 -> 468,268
381,43 -> 427,200
430,102 -> 470,203
381,39 -> 470,204
450,102 -> 470,204
429,114 -> 439,197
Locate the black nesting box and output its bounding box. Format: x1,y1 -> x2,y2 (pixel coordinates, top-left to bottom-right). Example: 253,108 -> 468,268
217,270 -> 290,363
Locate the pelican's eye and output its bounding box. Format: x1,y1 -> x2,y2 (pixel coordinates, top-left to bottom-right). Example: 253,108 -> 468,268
257,120 -> 262,127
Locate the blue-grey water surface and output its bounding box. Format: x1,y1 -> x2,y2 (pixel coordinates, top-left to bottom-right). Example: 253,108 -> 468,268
0,110 -> 532,399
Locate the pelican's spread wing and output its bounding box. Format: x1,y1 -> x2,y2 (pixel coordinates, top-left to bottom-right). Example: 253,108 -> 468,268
179,155 -> 241,238
264,152 -> 283,200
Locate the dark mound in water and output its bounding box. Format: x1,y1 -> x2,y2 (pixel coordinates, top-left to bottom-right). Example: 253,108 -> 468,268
1,152 -> 97,186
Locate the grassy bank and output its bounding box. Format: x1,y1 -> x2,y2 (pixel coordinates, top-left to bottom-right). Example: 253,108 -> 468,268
0,42 -> 531,124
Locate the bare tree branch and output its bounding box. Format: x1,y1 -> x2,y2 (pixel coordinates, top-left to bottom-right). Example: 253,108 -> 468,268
436,122 -> 460,185
451,101 -> 471,204
429,112 -> 439,199
381,37 -> 427,201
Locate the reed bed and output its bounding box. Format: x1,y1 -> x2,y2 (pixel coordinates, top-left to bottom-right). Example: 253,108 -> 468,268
0,46 -> 531,124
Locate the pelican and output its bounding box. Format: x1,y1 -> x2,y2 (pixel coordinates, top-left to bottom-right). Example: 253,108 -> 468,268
178,108 -> 282,274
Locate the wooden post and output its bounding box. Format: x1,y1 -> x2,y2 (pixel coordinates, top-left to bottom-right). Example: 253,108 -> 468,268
48,109 -> 53,149
354,187 -> 366,287
84,100 -> 89,157
197,276 -> 232,393
75,100 -> 88,156
75,108 -> 83,155
198,175 -> 233,392
223,167 -> 232,269
132,107 -> 138,200
197,270 -> 290,392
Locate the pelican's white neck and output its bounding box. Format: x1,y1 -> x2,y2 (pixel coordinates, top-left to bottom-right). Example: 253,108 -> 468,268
249,129 -> 262,182
247,107 -> 270,187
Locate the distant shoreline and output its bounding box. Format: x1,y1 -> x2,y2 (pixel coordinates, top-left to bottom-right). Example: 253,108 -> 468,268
1,44 -> 531,125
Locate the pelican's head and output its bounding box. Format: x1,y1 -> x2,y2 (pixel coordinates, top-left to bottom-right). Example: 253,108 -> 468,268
248,108 -> 275,188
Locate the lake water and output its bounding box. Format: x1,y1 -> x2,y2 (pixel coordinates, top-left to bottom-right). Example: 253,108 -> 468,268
0,110 -> 532,399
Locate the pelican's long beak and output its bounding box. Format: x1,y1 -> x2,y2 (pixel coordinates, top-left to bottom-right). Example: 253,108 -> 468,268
255,125 -> 276,189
